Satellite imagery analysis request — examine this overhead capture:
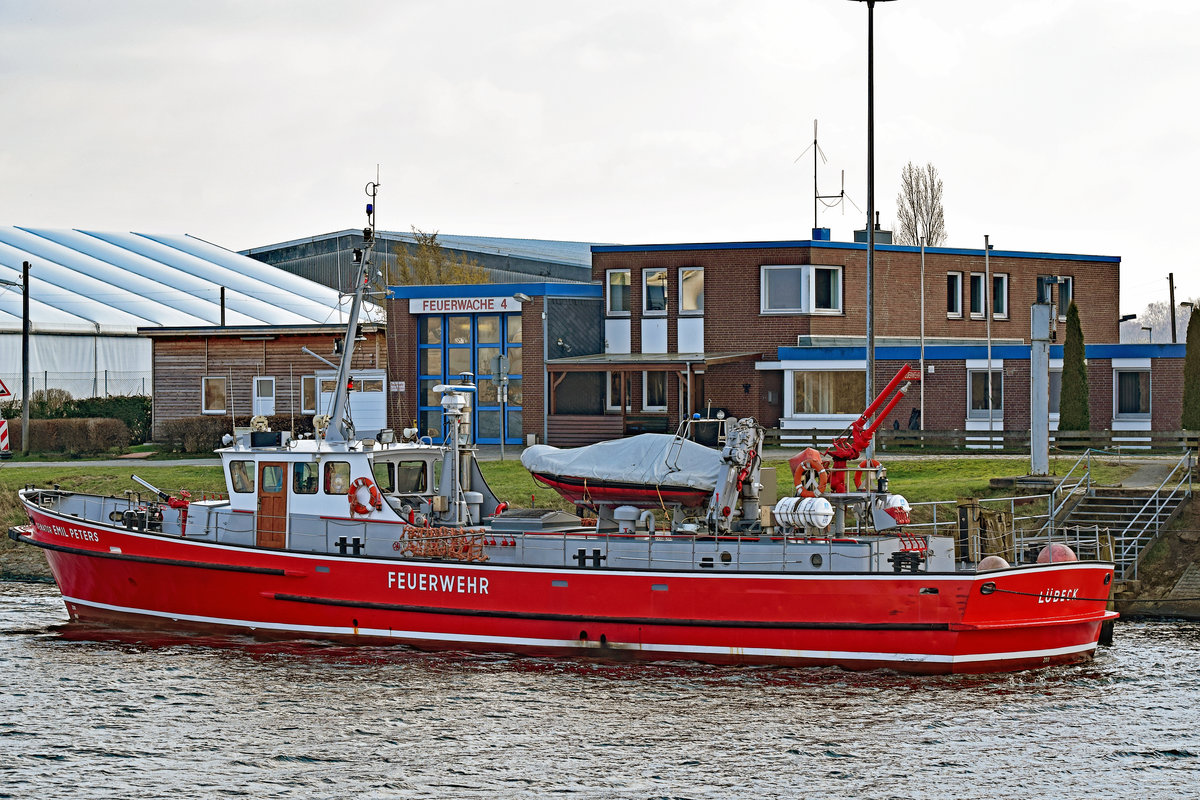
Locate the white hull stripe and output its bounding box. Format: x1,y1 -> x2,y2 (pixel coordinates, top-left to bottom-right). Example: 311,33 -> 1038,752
62,595 -> 1098,666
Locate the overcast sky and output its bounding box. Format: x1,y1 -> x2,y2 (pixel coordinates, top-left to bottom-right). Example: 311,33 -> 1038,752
1,0 -> 1197,316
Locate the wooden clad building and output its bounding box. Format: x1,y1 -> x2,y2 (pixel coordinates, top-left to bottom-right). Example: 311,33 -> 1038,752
141,324 -> 387,440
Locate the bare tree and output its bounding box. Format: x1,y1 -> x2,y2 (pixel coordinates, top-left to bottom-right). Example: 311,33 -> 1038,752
894,161 -> 947,246
391,228 -> 489,286
1119,297 -> 1200,343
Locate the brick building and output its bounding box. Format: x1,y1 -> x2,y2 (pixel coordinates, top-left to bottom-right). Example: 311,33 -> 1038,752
387,234 -> 1186,446
387,283 -> 601,446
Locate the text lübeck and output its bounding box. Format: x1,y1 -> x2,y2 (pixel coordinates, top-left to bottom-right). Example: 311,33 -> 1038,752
1038,588 -> 1079,603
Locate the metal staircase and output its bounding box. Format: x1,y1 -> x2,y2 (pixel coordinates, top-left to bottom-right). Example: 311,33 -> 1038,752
1052,452 -> 1193,579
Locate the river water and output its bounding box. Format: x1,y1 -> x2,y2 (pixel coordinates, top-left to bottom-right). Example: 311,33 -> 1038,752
2,581 -> 1198,800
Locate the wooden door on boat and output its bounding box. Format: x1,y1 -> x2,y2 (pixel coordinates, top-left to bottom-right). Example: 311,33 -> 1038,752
256,462 -> 288,549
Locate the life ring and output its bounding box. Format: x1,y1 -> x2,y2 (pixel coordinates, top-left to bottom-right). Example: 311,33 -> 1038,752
348,476 -> 382,515
792,447 -> 829,498
854,458 -> 882,491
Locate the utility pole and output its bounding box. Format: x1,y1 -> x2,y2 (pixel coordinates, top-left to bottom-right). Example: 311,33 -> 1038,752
848,0 -> 897,456
22,261 -> 29,453
1169,272 -> 1177,343
984,237 -> 994,448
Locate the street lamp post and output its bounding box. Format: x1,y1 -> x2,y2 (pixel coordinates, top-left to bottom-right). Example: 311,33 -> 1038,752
849,0 -> 896,456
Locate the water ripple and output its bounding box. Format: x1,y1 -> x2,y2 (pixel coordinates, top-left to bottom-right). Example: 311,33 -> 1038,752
3,582 -> 1200,799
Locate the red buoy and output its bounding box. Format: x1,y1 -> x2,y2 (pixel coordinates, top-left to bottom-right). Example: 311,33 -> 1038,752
1036,543 -> 1078,563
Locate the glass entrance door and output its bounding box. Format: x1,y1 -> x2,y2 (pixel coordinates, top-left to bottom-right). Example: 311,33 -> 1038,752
416,313 -> 523,445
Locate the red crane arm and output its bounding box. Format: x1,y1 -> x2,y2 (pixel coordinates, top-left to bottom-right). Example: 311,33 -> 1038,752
825,364 -> 914,463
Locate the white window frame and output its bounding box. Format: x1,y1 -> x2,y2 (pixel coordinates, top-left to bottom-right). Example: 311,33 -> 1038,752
992,273 -> 1009,320
1113,368 -> 1151,419
811,265 -> 843,314
252,376 -> 276,417
760,265 -> 806,314
778,359 -> 866,429
1058,276 -> 1074,321
642,371 -> 667,411
606,372 -> 632,412
966,367 -> 1003,419
202,376 -> 227,415
643,269 -> 668,316
969,273 -> 986,319
679,267 -> 704,316
606,269 -> 631,316
946,272 -> 962,318
301,375 -> 317,415
1048,360 -> 1063,420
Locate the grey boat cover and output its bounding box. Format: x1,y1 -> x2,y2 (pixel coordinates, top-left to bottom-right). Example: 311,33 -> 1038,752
520,434 -> 721,490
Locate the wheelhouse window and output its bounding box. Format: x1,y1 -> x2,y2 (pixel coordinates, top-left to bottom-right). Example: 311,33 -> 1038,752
793,371 -> 865,415
969,273 -> 986,318
992,273 -> 1009,319
643,371 -> 667,411
293,462 -> 318,494
643,269 -> 667,315
202,376 -> 227,415
373,462 -> 394,493
968,370 -> 1003,418
946,272 -> 962,318
260,464 -> 285,493
607,269 -> 630,315
1115,370 -> 1150,417
761,265 -> 804,313
229,460 -> 254,493
324,461 -> 351,495
394,461 -> 429,494
680,268 -> 704,315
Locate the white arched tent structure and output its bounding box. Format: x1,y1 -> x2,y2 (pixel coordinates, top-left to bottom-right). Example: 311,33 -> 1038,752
0,227 -> 383,400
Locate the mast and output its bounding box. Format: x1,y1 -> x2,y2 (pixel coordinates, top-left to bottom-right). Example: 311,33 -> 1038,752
325,182 -> 379,444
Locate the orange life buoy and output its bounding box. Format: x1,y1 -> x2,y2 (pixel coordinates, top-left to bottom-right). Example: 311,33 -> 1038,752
791,447 -> 829,498
854,458 -> 882,491
348,476 -> 382,515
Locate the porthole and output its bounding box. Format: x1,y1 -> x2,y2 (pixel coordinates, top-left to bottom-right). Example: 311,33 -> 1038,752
810,553 -> 824,568
720,551 -> 732,564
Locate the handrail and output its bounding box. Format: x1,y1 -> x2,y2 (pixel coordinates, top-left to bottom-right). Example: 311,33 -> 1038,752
1114,452 -> 1193,579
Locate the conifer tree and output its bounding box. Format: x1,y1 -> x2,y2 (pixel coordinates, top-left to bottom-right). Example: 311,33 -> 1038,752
1058,301 -> 1090,431
1182,310 -> 1200,429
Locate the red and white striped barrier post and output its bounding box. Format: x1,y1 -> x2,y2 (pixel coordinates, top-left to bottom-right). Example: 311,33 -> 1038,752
0,418 -> 10,458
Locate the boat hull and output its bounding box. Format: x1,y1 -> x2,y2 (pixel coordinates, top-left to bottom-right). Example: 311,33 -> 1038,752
13,506 -> 1118,675
529,471 -> 712,509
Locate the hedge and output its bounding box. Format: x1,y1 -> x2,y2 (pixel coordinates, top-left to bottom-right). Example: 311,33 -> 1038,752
4,418 -> 131,455
159,417 -> 229,454
2,392 -> 151,447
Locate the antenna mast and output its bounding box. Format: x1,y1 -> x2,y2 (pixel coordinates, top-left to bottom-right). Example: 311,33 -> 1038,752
798,119 -> 852,231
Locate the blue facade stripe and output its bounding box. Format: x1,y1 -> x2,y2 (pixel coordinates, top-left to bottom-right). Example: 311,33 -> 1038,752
592,240 -> 1119,264
775,343 -> 1184,361
389,282 -> 601,300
